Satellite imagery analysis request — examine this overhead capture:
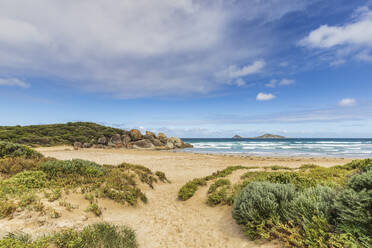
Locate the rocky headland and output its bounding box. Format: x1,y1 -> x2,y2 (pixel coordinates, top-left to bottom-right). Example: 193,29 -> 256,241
73,129 -> 193,150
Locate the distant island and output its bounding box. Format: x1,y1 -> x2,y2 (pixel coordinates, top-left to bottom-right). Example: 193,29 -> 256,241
232,133 -> 286,139
254,133 -> 286,139
232,135 -> 243,139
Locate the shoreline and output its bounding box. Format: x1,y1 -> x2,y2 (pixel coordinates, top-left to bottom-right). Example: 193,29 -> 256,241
37,145 -> 360,161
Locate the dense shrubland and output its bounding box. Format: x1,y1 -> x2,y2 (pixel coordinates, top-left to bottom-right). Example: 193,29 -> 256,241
179,159 -> 372,247
0,223 -> 137,248
0,122 -> 126,146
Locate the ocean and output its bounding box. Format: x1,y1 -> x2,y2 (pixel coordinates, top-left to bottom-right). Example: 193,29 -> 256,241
181,138 -> 372,158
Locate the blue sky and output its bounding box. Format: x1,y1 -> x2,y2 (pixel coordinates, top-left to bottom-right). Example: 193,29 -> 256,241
1,0 -> 372,138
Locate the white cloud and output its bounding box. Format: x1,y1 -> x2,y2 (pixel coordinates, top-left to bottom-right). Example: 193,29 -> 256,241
225,60 -> 265,79
300,6 -> 372,64
265,78 -> 295,88
235,78 -> 246,87
256,92 -> 275,101
279,78 -> 295,86
339,98 -> 356,107
265,79 -> 277,88
0,0 -> 308,98
0,78 -> 30,88
300,7 -> 372,49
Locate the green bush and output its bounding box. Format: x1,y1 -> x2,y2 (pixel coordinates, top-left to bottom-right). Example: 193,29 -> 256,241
1,171 -> 49,194
0,157 -> 43,176
347,170 -> 372,191
284,186 -> 337,224
53,223 -> 137,248
39,159 -> 106,178
0,142 -> 43,159
232,182 -> 296,239
207,186 -> 233,206
178,178 -> 206,201
208,179 -> 230,194
338,159 -> 372,172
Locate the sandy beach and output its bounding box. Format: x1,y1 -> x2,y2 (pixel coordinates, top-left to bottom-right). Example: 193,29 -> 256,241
1,147 -> 353,248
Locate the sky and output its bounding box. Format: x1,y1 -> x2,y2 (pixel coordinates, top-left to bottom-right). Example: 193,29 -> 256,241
1,0 -> 372,138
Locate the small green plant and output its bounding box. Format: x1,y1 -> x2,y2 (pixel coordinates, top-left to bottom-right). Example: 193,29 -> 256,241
207,186 -> 234,206
208,179 -> 231,194
0,199 -> 17,218
85,193 -> 95,203
270,165 -> 293,171
178,178 -> 206,200
47,188 -> 61,202
155,171 -> 170,183
86,203 -> 102,216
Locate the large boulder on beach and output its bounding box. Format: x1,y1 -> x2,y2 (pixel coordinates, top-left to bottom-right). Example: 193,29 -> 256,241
158,133 -> 167,143
110,134 -> 122,146
133,139 -> 155,149
121,134 -> 131,147
144,131 -> 156,139
151,138 -> 164,147
98,136 -> 107,145
182,143 -> 193,148
166,142 -> 175,149
73,142 -> 82,149
130,129 -> 142,141
83,142 -> 92,148
168,137 -> 184,148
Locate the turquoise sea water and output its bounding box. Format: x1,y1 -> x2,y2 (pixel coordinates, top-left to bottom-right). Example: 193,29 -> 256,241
181,138 -> 372,158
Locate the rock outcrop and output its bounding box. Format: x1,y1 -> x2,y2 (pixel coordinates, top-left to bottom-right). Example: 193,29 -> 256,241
74,129 -> 193,151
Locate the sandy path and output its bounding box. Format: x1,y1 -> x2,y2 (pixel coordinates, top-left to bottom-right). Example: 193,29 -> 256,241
30,147 -> 351,247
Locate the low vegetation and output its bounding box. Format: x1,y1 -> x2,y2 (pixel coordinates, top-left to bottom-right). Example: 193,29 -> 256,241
179,158 -> 372,247
0,122 -> 126,146
0,223 -> 137,248
0,142 -> 169,220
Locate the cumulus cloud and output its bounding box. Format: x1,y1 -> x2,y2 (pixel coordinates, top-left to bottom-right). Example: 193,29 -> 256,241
0,0 -> 310,98
339,98 -> 356,107
265,78 -> 295,88
225,60 -> 265,79
300,6 -> 372,63
256,92 -> 275,101
0,78 -> 30,88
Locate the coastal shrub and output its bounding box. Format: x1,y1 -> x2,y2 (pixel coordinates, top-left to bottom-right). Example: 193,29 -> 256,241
0,141 -> 43,159
339,159 -> 372,172
1,171 -> 49,194
0,223 -> 137,248
0,199 -> 17,218
86,203 -> 102,216
232,182 -> 296,239
39,159 -> 106,178
207,186 -> 234,206
284,186 -> 337,224
208,179 -> 231,194
0,122 -> 127,146
178,166 -> 249,201
347,169 -> 372,191
155,171 -> 170,183
204,166 -> 247,180
178,178 -> 206,201
53,223 -> 137,248
270,165 -> 293,171
333,188 -> 372,244
0,232 -> 49,248
0,157 -> 41,176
